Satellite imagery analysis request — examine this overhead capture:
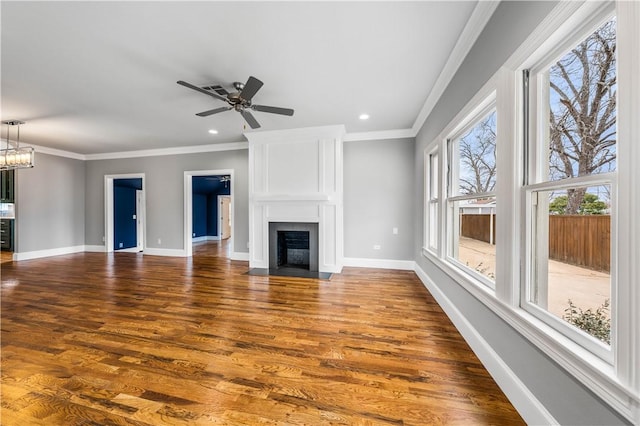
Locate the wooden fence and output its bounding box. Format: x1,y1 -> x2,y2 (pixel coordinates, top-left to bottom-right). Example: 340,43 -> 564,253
461,214 -> 610,272
548,215 -> 610,272
460,214 -> 495,245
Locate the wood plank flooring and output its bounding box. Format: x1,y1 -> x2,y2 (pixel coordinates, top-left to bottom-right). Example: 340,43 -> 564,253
1,242 -> 524,425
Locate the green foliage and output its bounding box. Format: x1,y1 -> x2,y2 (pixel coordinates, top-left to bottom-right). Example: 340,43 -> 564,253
563,299 -> 610,344
549,193 -> 606,215
549,195 -> 568,215
579,193 -> 607,215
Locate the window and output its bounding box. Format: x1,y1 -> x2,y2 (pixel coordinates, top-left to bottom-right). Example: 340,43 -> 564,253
523,15 -> 616,357
446,108 -> 497,287
425,149 -> 439,252
421,1 -> 639,421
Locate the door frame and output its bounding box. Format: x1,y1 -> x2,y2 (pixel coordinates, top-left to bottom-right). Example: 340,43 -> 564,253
136,190 -> 145,252
183,169 -> 234,257
104,173 -> 146,253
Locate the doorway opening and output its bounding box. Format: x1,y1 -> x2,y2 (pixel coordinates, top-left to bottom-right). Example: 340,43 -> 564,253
184,170 -> 234,258
104,174 -> 145,253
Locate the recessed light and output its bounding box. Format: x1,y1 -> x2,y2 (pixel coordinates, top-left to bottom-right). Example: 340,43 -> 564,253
359,113 -> 370,120
208,129 -> 219,135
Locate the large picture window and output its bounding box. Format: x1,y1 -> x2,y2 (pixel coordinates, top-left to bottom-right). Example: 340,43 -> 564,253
524,15 -> 616,356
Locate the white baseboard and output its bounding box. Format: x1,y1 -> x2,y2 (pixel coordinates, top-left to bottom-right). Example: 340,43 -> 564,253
193,236 -> 220,243
230,252 -> 250,261
115,247 -> 141,253
343,257 -> 415,270
85,245 -> 106,252
13,245 -> 86,261
143,248 -> 187,257
413,264 -> 557,426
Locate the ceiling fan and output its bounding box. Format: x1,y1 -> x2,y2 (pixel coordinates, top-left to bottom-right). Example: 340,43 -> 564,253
177,76 -> 294,129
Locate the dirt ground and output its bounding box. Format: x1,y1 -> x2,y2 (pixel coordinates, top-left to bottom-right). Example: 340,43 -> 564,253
458,237 -> 610,319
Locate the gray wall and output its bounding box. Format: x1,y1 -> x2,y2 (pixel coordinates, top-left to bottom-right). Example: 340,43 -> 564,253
414,1 -> 628,424
84,149 -> 248,252
15,152 -> 85,252
344,138 -> 414,260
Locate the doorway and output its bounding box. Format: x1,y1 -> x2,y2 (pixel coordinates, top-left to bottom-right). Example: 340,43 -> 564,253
184,169 -> 234,258
104,174 -> 145,253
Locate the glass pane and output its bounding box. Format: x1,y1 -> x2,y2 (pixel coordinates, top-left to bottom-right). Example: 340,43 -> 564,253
450,196 -> 496,283
547,18 -> 616,181
530,185 -> 611,344
428,201 -> 438,250
455,111 -> 496,196
429,152 -> 439,199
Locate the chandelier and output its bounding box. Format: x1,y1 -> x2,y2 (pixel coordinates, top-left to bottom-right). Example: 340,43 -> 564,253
1,120 -> 34,170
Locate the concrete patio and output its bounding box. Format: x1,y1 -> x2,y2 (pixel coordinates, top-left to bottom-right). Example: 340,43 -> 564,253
458,237 -> 610,319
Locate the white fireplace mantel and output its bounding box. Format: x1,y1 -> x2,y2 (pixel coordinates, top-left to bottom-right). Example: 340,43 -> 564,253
246,125 -> 345,273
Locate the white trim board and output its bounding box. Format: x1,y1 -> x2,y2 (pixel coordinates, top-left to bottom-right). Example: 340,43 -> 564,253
13,245 -> 87,261
343,257 -> 415,271
414,264 -> 558,426
142,248 -> 186,257
230,252 -> 250,262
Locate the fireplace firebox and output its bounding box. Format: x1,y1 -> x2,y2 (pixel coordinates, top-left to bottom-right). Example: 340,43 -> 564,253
269,222 -> 319,272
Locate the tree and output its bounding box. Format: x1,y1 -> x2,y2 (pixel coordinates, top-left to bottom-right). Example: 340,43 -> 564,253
549,193 -> 606,215
459,112 -> 497,195
549,19 -> 616,214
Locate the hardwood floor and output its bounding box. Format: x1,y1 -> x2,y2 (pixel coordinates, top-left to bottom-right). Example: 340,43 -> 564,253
1,242 -> 524,425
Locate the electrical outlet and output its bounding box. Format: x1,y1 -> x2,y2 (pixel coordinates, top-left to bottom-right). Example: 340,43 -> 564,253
392,227 -> 398,235
119,242 -> 123,248
192,233 -> 196,237
373,244 -> 381,250
157,238 -> 161,245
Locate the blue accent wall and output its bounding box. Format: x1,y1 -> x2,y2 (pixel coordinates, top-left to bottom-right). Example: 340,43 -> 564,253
192,193 -> 207,237
114,185 -> 137,249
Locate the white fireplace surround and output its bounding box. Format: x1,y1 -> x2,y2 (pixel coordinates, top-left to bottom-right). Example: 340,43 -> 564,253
246,125 -> 345,273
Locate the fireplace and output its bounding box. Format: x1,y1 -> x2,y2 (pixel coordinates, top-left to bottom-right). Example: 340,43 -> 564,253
246,125 -> 345,274
269,222 -> 318,272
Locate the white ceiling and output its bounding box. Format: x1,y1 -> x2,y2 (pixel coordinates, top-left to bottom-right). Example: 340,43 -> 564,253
1,1 -> 484,155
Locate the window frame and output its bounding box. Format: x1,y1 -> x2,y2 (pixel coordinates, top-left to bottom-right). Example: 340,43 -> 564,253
424,147 -> 440,254
444,100 -> 498,290
420,1 -> 640,422
521,9 -> 618,362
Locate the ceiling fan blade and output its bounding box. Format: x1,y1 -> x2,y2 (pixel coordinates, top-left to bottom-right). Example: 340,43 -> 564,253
240,110 -> 261,129
239,76 -> 263,101
177,80 -> 227,102
252,105 -> 294,116
196,106 -> 231,117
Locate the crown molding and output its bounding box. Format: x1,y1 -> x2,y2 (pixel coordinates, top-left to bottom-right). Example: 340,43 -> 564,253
84,141 -> 249,161
29,143 -> 86,160
411,0 -> 500,136
343,128 -> 415,142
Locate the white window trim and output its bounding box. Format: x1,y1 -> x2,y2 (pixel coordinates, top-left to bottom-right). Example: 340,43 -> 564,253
424,147 -> 440,255
421,1 -> 640,422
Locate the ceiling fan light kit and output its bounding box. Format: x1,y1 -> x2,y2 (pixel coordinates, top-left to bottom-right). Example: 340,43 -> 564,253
177,76 -> 294,129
